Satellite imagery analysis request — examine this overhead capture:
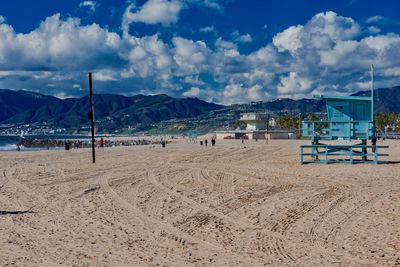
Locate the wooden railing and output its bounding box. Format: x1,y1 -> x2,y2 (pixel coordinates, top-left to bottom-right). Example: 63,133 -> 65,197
302,120 -> 374,140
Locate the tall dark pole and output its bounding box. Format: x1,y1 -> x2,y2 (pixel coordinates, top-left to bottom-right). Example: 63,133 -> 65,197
266,114 -> 269,145
89,72 -> 96,163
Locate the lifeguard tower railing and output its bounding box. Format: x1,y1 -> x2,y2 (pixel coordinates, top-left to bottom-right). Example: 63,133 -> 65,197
300,144 -> 389,164
302,120 -> 374,141
301,119 -> 389,164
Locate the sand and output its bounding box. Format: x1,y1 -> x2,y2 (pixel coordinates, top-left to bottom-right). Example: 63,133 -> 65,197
0,139 -> 399,266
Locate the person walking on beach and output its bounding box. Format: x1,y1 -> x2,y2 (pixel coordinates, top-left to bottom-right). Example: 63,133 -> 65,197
205,139 -> 208,146
371,135 -> 377,153
99,138 -> 104,149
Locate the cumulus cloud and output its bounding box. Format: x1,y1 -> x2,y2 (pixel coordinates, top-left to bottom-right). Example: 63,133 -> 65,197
277,72 -> 312,96
0,14 -> 122,71
273,11 -> 360,54
122,0 -> 224,33
122,34 -> 173,79
172,37 -> 211,75
268,11 -> 400,98
0,16 -> 5,24
273,25 -> 303,53
1,10 -> 400,104
220,84 -> 268,104
123,0 -> 183,29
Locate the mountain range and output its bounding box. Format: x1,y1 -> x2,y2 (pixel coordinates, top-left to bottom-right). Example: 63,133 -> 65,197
0,89 -> 223,128
0,86 -> 399,129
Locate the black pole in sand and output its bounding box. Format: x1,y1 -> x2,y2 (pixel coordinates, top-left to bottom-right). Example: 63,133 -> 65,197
266,114 -> 269,145
88,72 -> 96,163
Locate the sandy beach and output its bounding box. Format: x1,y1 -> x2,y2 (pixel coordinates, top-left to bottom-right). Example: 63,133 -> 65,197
0,139 -> 399,266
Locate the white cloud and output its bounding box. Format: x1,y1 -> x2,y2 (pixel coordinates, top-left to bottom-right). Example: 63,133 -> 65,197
182,86 -> 200,97
79,1 -> 97,12
277,72 -> 312,95
0,16 -> 5,24
2,9 -> 400,104
201,0 -> 223,11
121,34 -> 173,79
273,25 -> 304,53
368,26 -> 381,34
0,14 -> 121,71
365,15 -> 385,24
219,83 -> 268,104
273,11 -> 360,54
199,26 -> 215,33
123,0 -> 182,29
93,70 -> 118,81
365,15 -> 400,27
122,0 -> 224,33
186,0 -> 223,12
54,92 -> 74,99
232,30 -> 253,43
173,37 -> 210,75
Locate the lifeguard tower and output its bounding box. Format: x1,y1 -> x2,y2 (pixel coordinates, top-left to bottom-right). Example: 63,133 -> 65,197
300,66 -> 388,164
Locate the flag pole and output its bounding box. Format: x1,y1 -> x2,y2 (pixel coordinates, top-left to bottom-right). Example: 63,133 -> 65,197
371,65 -> 375,138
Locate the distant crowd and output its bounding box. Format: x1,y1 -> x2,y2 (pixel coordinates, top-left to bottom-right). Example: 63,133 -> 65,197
17,137 -> 168,150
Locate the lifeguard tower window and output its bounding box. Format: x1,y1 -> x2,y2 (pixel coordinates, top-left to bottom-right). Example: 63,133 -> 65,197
354,104 -> 367,120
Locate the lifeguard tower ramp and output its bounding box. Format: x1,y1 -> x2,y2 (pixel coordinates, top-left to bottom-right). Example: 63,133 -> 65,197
300,67 -> 388,164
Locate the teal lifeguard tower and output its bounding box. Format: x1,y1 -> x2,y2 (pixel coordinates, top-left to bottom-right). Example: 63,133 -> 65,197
300,66 -> 388,164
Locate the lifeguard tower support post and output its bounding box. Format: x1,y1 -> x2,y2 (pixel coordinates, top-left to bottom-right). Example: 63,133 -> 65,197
300,66 -> 389,164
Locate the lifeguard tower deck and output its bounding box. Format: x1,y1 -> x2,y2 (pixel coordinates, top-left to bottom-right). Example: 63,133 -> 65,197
300,67 -> 389,164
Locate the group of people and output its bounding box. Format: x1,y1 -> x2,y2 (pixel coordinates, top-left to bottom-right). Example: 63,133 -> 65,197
200,137 -> 216,146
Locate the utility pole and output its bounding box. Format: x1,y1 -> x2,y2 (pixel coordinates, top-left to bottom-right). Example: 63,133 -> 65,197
88,72 -> 96,163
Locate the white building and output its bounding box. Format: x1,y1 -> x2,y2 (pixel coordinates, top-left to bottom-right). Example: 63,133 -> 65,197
240,113 -> 268,131
215,112 -> 297,140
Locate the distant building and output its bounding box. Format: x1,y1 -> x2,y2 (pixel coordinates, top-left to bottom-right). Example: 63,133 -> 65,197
215,112 -> 296,140
240,113 -> 268,131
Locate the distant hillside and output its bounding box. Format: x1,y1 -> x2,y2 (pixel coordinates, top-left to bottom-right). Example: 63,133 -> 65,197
1,86 -> 399,129
0,90 -> 223,128
0,89 -> 60,122
233,98 -> 324,114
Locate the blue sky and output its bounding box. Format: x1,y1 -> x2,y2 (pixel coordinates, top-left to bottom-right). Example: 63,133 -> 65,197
1,0 -> 400,104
